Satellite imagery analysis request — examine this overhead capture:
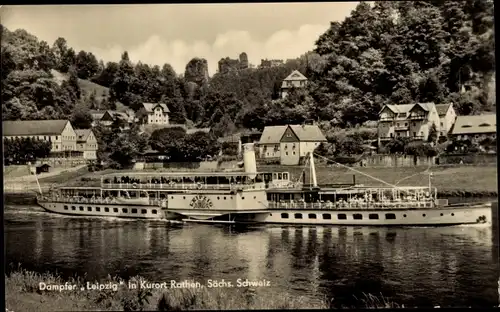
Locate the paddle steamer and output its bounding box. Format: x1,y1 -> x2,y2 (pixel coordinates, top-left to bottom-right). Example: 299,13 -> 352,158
37,144 -> 492,226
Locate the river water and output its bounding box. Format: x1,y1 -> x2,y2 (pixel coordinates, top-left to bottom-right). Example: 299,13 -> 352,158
4,204 -> 499,308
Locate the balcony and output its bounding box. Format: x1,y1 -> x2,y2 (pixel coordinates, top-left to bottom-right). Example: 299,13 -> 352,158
410,136 -> 425,141
379,117 -> 394,122
394,125 -> 409,131
409,114 -> 426,120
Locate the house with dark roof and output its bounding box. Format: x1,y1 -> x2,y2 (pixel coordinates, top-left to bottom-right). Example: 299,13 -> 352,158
281,70 -> 308,98
75,129 -> 98,160
435,103 -> 457,136
3,120 -> 77,157
90,110 -> 114,127
451,114 -> 496,143
258,124 -> 327,165
143,102 -> 170,125
378,103 -> 442,142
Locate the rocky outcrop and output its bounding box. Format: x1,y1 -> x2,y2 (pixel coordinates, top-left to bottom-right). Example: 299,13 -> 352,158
184,58 -> 209,86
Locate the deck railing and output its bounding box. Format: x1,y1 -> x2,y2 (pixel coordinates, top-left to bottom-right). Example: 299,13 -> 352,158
267,200 -> 434,210
100,182 -> 265,191
38,195 -> 164,207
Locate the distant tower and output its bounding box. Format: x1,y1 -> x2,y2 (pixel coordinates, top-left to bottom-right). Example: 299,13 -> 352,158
239,52 -> 249,69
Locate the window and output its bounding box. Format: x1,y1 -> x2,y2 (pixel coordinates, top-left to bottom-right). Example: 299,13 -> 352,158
141,209 -> 147,214
294,213 -> 303,219
87,207 -> 92,211
353,214 -> 363,220
96,207 -> 101,212
113,208 -> 118,213
281,213 -> 289,219
451,213 -> 454,216
308,213 -> 317,219
131,209 -> 137,213
369,214 -> 379,220
242,197 -> 245,200
71,206 -> 76,210
413,132 -> 416,137
105,207 -> 109,212
152,210 -> 158,214
79,206 -> 84,211
422,214 -> 426,217
323,213 -> 332,220
122,208 -> 128,213
385,213 -> 396,220
64,205 -> 68,210
337,214 -> 347,220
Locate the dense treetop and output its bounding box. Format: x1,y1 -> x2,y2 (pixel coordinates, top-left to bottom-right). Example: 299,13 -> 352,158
1,1 -> 495,131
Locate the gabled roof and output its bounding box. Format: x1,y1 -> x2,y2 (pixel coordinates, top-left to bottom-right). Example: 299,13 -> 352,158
435,103 -> 452,117
289,125 -> 327,142
143,103 -> 170,113
283,70 -> 307,81
379,103 -> 437,116
259,124 -> 327,144
75,129 -> 92,142
3,120 -> 69,136
259,125 -> 288,144
452,114 -> 497,135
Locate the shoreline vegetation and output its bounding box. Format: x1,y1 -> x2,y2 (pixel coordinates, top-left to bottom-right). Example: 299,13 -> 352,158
5,268 -> 403,311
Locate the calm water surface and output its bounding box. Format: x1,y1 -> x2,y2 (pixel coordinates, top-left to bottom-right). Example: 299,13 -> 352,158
5,204 -> 499,308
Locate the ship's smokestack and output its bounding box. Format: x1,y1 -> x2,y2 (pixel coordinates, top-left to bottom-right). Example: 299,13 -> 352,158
243,143 -> 257,179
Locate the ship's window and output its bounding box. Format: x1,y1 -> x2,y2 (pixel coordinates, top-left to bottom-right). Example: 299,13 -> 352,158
269,213 -> 272,216
353,214 -> 363,220
337,214 -> 347,220
96,207 -> 101,212
152,210 -> 158,214
132,209 -> 137,213
217,197 -> 220,200
64,205 -> 68,210
254,196 -> 256,199
440,213 -> 443,216
71,206 -> 76,210
224,197 -> 226,200
451,213 -> 455,216
141,209 -> 147,214
105,207 -> 109,212
183,196 -> 186,200
242,197 -> 245,200
87,207 -> 92,211
323,213 -> 332,220
308,213 -> 317,219
369,213 -> 379,220
403,214 -> 407,218
422,214 -> 426,217
122,208 -> 128,213
171,196 -> 174,199
79,206 -> 84,211
113,208 -> 118,213
386,213 -> 396,220
281,213 -> 289,219
294,213 -> 302,219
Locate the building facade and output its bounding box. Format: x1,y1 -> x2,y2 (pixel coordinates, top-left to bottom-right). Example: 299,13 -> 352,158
378,103 -> 443,143
75,129 -> 98,160
143,103 -> 170,125
258,124 -> 327,165
280,70 -> 308,98
451,114 -> 496,143
435,103 -> 457,136
3,120 -> 78,157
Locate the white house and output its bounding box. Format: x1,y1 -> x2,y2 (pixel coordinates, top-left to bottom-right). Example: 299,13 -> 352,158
143,103 -> 170,125
281,70 -> 308,98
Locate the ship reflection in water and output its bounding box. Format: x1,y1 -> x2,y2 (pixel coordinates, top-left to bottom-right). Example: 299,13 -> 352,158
4,205 -> 498,308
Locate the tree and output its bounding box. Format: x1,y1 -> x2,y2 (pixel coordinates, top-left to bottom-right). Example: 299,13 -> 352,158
149,127 -> 187,161
428,123 -> 438,143
70,104 -> 93,129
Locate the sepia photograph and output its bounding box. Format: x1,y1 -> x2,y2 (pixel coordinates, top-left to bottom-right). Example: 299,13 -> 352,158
2,1 -> 498,310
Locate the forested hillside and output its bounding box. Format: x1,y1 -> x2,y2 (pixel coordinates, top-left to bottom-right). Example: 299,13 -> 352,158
1,0 -> 495,133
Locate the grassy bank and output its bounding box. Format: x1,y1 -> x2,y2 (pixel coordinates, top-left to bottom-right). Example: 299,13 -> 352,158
5,268 -> 401,311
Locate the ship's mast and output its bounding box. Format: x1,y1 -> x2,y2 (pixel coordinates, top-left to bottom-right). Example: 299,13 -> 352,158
309,152 -> 318,188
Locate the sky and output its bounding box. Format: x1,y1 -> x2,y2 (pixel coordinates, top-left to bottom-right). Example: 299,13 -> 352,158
1,3 -> 360,75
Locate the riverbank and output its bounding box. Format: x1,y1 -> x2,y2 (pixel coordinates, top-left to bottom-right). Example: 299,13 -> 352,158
5,268 -> 400,311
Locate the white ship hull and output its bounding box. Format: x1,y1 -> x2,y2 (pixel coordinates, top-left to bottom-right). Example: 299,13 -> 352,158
38,200 -> 176,220
233,203 -> 492,226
